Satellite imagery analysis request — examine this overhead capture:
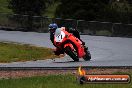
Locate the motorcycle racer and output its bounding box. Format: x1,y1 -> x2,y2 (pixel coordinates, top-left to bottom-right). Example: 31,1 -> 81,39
49,23 -> 85,45
49,23 -> 87,55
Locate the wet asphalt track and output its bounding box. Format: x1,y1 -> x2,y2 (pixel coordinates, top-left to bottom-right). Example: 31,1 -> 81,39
0,30 -> 132,67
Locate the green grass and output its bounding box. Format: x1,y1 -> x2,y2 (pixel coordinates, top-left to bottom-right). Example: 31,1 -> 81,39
0,42 -> 56,62
0,73 -> 131,88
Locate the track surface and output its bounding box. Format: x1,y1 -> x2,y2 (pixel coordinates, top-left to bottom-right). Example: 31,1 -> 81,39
0,30 -> 132,67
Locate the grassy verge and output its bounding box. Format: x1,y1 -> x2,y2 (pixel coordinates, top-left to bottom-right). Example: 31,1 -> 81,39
0,72 -> 131,88
0,42 -> 56,62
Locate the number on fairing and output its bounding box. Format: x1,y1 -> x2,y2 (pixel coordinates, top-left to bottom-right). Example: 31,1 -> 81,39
55,31 -> 65,42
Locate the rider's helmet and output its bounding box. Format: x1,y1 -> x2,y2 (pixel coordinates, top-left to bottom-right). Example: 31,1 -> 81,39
48,23 -> 58,33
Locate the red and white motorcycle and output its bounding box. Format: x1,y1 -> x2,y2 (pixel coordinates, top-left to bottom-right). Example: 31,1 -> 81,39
54,28 -> 91,61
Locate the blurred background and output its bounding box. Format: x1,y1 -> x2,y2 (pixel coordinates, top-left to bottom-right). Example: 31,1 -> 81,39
0,0 -> 132,37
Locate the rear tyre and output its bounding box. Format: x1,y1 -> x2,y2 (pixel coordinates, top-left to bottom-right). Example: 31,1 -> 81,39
64,46 -> 79,62
83,49 -> 91,61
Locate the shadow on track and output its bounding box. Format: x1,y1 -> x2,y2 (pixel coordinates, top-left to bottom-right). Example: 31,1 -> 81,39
52,60 -> 91,63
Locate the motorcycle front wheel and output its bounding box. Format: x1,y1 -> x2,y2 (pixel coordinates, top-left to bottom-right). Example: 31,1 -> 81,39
64,46 -> 79,62
83,49 -> 91,61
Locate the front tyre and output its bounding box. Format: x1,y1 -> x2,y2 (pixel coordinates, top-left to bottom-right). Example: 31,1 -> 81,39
83,49 -> 91,61
64,46 -> 79,62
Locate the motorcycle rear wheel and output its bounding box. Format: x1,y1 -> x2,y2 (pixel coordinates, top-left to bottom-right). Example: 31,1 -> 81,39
64,46 -> 79,62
